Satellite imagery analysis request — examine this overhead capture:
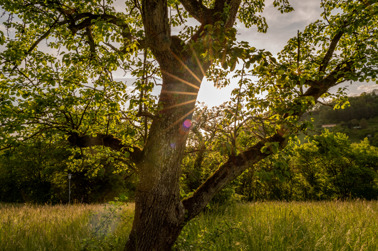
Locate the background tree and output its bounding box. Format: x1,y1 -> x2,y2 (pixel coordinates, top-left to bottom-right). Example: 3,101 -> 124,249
0,135 -> 136,203
0,0 -> 377,249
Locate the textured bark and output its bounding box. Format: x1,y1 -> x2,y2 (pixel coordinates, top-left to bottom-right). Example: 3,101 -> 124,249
67,132 -> 143,162
123,0 -> 247,249
125,44 -> 207,250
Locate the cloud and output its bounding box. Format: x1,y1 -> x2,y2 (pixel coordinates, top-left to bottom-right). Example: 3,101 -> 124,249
4,0 -> 366,108
237,0 -> 322,54
113,0 -> 127,12
329,81 -> 378,97
357,84 -> 378,93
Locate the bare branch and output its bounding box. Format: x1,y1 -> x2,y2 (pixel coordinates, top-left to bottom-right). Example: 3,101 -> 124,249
175,3 -> 184,24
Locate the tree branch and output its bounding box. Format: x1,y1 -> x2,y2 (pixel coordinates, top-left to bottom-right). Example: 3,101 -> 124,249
306,60 -> 354,99
67,132 -> 143,163
183,55 -> 356,221
141,0 -> 171,52
179,0 -> 210,23
318,30 -> 344,72
10,16 -> 64,72
136,111 -> 155,119
67,13 -> 131,39
85,26 -> 96,57
182,133 -> 286,221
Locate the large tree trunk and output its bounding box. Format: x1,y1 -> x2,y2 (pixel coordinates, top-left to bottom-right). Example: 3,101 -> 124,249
123,0 -> 245,249
125,54 -> 206,249
124,115 -> 187,250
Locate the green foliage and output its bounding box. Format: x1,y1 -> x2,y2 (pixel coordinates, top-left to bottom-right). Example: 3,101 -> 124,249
0,138 -> 136,203
312,92 -> 378,124
236,131 -> 378,201
0,138 -> 70,203
307,91 -> 378,145
0,0 -> 377,235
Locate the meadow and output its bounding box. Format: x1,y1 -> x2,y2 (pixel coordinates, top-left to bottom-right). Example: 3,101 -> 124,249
0,201 -> 376,251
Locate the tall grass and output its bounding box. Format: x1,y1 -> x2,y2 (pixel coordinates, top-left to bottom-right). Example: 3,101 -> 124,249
176,200 -> 377,251
0,201 -> 376,250
0,203 -> 134,250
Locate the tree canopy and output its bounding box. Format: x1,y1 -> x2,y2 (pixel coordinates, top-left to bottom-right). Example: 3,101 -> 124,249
0,0 -> 377,249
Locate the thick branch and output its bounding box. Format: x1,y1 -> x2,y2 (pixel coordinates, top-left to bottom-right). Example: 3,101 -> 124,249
182,133 -> 286,221
141,0 -> 171,52
318,30 -> 344,72
32,1 -> 131,37
67,13 -> 131,39
67,132 -> 143,163
183,56 -> 356,221
216,0 -> 242,28
179,0 -> 210,23
306,60 -> 354,99
188,0 -> 241,43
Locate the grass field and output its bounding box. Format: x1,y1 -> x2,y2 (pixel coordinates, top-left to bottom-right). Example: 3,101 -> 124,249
0,201 -> 376,250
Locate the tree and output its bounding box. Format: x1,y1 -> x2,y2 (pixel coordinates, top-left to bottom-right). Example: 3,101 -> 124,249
0,0 -> 377,249
293,131 -> 378,200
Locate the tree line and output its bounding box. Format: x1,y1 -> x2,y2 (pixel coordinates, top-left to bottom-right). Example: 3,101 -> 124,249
306,91 -> 378,145
1,120 -> 377,204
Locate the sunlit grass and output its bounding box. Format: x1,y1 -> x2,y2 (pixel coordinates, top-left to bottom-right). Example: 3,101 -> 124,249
0,203 -> 134,250
176,200 -> 378,251
0,201 -> 376,250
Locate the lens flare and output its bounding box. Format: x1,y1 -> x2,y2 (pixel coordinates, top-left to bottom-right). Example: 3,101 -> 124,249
183,119 -> 192,129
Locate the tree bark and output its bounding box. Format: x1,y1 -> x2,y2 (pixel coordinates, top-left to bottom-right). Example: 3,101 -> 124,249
123,0 -> 245,249
125,45 -> 207,249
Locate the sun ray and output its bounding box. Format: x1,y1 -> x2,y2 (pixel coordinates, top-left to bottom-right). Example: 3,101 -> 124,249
190,44 -> 206,78
161,70 -> 200,90
165,107 -> 196,132
170,51 -> 202,85
161,99 -> 196,111
161,90 -> 198,96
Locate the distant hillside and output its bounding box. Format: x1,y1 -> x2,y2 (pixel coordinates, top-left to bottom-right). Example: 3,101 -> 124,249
306,90 -> 378,146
